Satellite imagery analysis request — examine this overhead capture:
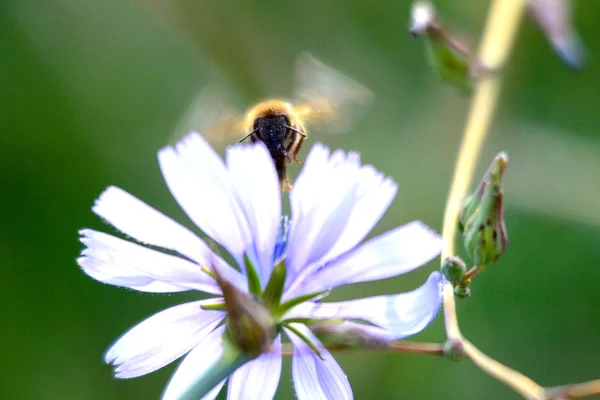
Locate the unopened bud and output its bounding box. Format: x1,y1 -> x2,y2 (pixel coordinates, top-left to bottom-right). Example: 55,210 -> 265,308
441,256 -> 467,285
212,264 -> 276,357
310,321 -> 391,350
454,281 -> 471,299
460,152 -> 509,266
410,1 -> 473,94
410,1 -> 436,36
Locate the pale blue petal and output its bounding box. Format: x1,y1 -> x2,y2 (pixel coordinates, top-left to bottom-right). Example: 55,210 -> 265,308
227,336 -> 282,400
286,324 -> 353,400
315,165 -> 397,267
286,146 -> 362,291
105,301 -> 225,378
162,325 -> 226,400
285,272 -> 443,339
158,132 -> 252,260
227,143 -> 281,286
92,186 -> 218,271
78,229 -> 223,294
91,186 -> 245,289
292,221 -> 441,296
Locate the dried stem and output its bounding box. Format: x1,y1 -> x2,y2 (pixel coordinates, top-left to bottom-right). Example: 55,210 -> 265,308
388,340 -> 444,356
280,340 -> 444,357
440,0 -> 547,399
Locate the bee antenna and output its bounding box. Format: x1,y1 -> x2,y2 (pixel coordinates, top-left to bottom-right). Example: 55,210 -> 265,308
239,129 -> 259,143
285,125 -> 307,138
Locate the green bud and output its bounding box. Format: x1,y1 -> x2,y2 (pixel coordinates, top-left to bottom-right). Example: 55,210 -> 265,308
459,152 -> 509,266
310,321 -> 389,350
454,281 -> 471,299
441,256 -> 467,285
410,1 -> 473,94
212,264 -> 276,357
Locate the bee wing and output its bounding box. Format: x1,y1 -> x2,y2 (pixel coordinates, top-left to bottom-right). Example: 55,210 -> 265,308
170,86 -> 245,147
293,53 -> 374,134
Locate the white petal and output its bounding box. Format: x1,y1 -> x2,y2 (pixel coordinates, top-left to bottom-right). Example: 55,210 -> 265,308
106,300 -> 225,378
162,325 -> 227,400
92,186 -> 222,270
89,188 -> 246,290
293,221 -> 441,296
158,132 -> 252,259
78,229 -> 223,293
286,146 -> 362,286
317,165 -> 397,266
227,336 -> 282,400
227,143 -> 281,285
286,324 -> 353,400
286,272 -> 443,339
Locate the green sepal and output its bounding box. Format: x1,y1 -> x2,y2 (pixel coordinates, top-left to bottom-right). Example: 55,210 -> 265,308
276,289 -> 330,320
243,253 -> 262,297
200,301 -> 226,312
262,262 -> 286,310
284,322 -> 324,360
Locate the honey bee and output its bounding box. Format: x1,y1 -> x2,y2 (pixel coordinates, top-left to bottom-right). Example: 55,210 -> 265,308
172,53 -> 373,191
239,100 -> 307,190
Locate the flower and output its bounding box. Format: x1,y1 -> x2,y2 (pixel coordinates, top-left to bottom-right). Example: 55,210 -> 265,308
78,132 -> 443,400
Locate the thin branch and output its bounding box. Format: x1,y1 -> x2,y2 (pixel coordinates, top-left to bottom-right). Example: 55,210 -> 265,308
440,0 -> 547,399
280,340 -> 444,358
442,284 -> 462,341
463,265 -> 484,281
441,0 -> 525,259
388,340 -> 445,356
545,379 -> 600,399
461,340 -> 544,399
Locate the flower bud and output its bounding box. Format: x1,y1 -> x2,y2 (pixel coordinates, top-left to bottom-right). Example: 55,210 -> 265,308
441,256 -> 467,285
410,1 -> 473,94
310,321 -> 390,350
453,281 -> 471,299
459,152 -> 509,266
212,264 -> 276,357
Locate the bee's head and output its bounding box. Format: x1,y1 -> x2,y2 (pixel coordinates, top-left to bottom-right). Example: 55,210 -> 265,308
253,113 -> 290,143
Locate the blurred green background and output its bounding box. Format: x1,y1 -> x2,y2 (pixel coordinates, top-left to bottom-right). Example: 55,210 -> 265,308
2,1 -> 599,399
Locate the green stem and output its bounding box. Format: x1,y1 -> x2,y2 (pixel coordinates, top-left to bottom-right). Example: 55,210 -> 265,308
175,347 -> 252,400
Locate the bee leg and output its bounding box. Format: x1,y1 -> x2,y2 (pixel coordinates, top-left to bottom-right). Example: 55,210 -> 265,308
287,133 -> 305,166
